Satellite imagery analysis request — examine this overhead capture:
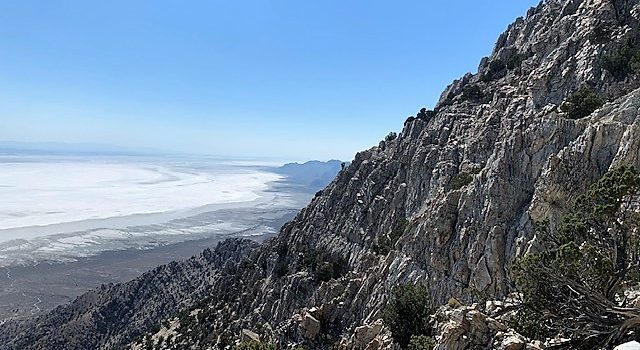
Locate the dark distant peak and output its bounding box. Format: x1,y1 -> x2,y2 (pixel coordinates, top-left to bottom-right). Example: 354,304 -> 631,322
278,160 -> 346,174
281,159 -> 343,167
275,160 -> 345,192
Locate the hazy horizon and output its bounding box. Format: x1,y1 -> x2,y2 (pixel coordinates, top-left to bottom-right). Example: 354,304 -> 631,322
1,1 -> 540,161
0,140 -> 321,163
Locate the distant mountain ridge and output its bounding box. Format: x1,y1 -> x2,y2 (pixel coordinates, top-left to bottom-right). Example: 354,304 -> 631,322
275,160 -> 345,191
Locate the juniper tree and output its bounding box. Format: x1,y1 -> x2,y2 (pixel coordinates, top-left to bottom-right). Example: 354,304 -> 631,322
512,166 -> 640,348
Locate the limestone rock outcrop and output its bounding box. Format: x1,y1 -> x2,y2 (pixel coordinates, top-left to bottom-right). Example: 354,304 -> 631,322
428,301 -> 545,350
3,0 -> 640,349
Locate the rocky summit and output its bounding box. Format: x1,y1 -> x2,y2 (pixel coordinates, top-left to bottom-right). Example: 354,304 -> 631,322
3,0 -> 640,349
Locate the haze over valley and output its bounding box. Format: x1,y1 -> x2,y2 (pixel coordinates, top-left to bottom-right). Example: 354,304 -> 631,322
0,148 -> 341,320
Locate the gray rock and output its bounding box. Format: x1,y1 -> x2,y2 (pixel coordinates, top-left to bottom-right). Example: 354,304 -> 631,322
241,329 -> 260,342
615,341 -> 640,350
4,1 -> 640,349
301,312 -> 321,340
353,319 -> 384,348
500,335 -> 525,350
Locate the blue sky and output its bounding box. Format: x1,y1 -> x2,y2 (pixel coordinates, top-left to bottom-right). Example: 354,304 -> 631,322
0,0 -> 540,161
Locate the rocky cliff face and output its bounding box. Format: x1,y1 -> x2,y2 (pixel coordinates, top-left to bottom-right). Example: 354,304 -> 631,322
3,0 -> 640,349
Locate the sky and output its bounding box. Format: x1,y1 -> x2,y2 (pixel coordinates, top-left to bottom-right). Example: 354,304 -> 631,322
0,1 -> 540,161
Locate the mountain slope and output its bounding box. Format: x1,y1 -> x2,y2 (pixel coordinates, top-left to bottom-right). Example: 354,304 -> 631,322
3,0 -> 640,349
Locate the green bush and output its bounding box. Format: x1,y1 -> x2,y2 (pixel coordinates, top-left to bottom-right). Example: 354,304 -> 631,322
239,258 -> 256,270
371,235 -> 393,255
447,173 -> 473,191
482,51 -> 533,81
303,249 -> 348,282
172,298 -> 221,347
447,167 -> 481,191
506,307 -> 554,341
385,132 -> 398,142
482,59 -> 507,81
602,39 -> 640,80
408,335 -> 436,350
274,243 -> 290,277
407,109 -> 436,125
460,84 -> 485,101
588,25 -> 611,44
505,51 -> 533,70
560,87 -> 603,119
372,219 -> 409,255
416,108 -> 436,120
441,92 -> 455,107
273,259 -> 290,277
511,166 -> 640,348
232,340 -> 276,350
383,284 -> 435,348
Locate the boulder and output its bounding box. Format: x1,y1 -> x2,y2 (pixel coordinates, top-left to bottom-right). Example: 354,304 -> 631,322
241,329 -> 260,342
615,341 -> 640,350
500,335 -> 525,350
301,312 -> 321,339
353,319 -> 384,347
